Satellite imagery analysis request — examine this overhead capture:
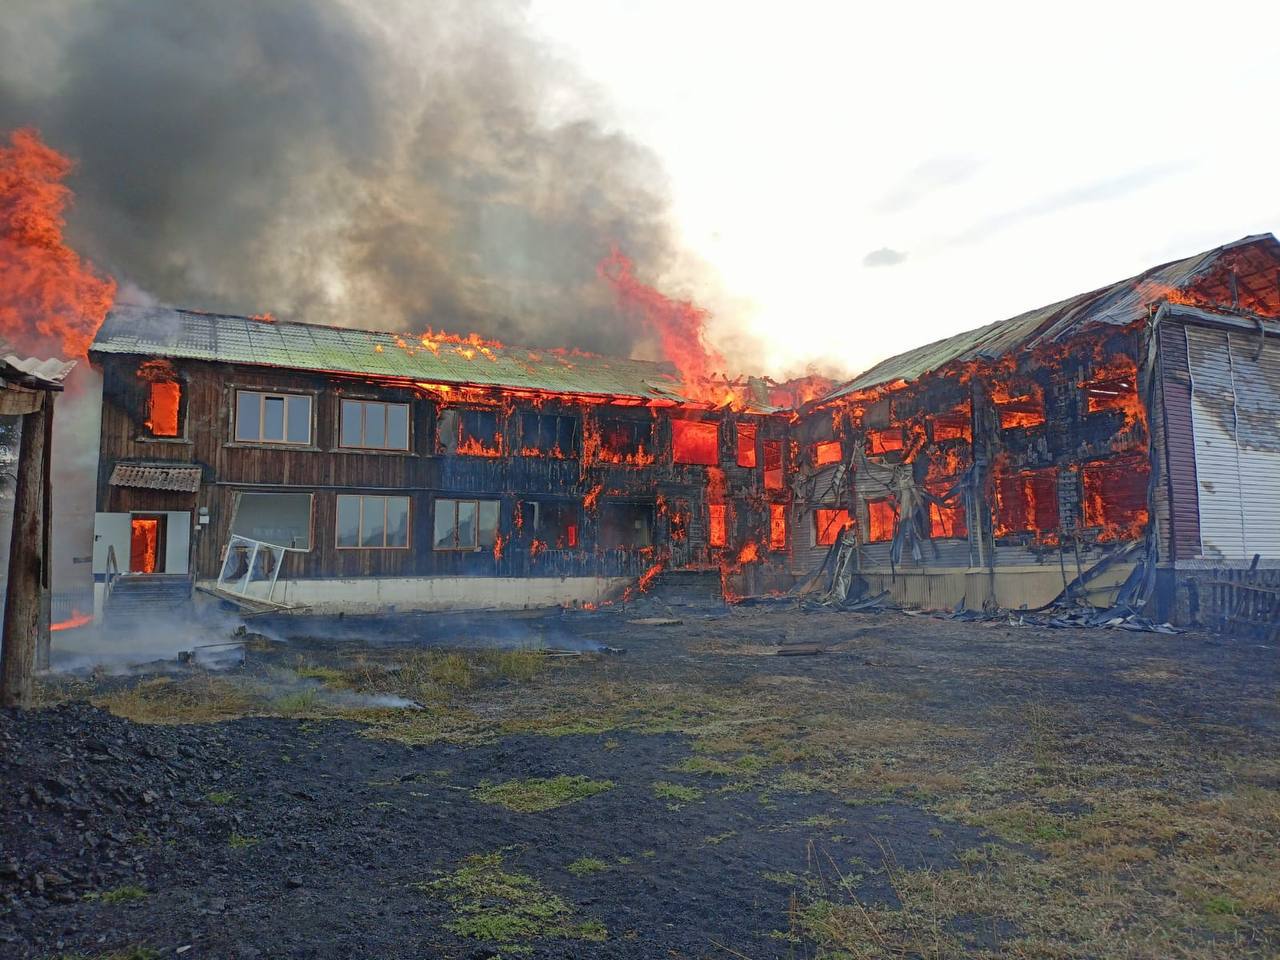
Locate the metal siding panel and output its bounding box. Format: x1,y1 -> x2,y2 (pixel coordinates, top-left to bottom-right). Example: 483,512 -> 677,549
1227,331 -> 1280,558
1186,326 -> 1247,558
1158,322 -> 1201,560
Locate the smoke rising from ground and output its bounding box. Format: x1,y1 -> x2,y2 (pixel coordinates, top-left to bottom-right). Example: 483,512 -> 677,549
0,0 -> 692,356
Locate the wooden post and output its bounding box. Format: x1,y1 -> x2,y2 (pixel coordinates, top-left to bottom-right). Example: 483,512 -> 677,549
0,392 -> 50,709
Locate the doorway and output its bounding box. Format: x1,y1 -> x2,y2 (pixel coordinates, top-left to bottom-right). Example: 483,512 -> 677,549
129,515 -> 166,574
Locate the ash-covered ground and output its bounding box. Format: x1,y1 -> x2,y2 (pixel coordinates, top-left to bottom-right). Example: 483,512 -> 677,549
2,603 -> 1277,959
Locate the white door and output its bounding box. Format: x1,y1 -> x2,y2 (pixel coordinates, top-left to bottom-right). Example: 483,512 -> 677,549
93,513 -> 132,574
164,512 -> 191,575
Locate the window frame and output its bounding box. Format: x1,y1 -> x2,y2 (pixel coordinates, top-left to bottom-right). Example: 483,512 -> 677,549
671,419 -> 720,466
433,497 -> 501,551
335,494 -> 411,550
866,497 -> 897,543
708,503 -> 728,548
233,389 -> 314,446
339,398 -> 411,452
736,422 -> 758,468
518,412 -> 581,458
228,491 -> 315,552
813,508 -> 852,546
768,503 -> 787,549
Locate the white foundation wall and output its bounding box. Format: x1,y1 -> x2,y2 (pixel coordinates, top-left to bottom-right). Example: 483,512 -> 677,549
196,575 -> 633,614
860,562 -> 1138,612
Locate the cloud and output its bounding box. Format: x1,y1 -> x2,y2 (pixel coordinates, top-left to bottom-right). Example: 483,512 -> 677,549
862,247 -> 908,268
872,155 -> 982,215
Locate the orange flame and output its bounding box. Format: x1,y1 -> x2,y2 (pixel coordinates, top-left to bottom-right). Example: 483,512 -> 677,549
51,609 -> 92,632
0,128 -> 115,358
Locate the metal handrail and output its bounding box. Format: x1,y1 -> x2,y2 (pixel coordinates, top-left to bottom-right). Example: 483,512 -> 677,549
104,543 -> 121,605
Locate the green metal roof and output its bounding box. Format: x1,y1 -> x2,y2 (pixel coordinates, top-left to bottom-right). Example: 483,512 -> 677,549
818,234 -> 1280,402
91,305 -> 691,403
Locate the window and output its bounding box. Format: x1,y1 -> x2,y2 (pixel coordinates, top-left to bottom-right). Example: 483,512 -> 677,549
457,409 -> 502,456
866,428 -> 903,455
235,390 -> 312,445
769,503 -> 787,549
866,498 -> 897,543
993,469 -> 1059,536
708,504 -> 727,548
672,419 -> 718,465
145,380 -> 182,437
519,413 -> 580,458
599,418 -> 653,461
433,498 -> 500,550
337,494 -> 409,549
764,440 -> 784,491
599,502 -> 655,549
992,382 -> 1046,429
520,499 -> 581,549
814,440 -> 842,467
340,399 -> 409,451
926,485 -> 967,539
1081,455 -> 1149,541
736,423 -> 757,467
930,406 -> 971,442
229,492 -> 313,550
814,508 -> 852,546
1083,358 -> 1140,416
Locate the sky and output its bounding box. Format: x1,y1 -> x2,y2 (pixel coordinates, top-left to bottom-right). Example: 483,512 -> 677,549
527,0 -> 1280,378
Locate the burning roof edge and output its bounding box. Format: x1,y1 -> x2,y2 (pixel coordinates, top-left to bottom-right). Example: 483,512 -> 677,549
90,304 -> 698,405
812,233 -> 1280,406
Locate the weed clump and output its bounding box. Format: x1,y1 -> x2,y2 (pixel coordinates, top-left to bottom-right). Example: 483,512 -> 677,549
84,884 -> 147,905
653,781 -> 703,806
473,775 -> 614,812
566,857 -> 610,877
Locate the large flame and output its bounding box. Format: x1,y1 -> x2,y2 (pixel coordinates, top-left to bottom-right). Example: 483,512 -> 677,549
0,128 -> 115,358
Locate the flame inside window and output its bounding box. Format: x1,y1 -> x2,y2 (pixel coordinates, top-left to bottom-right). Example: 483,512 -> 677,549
145,380 -> 181,437
456,409 -> 502,457
926,484 -> 967,539
769,503 -> 787,549
672,419 -> 719,465
994,468 -> 1059,537
709,504 -> 727,547
1081,455 -> 1149,541
764,440 -> 784,491
931,405 -> 971,442
866,498 -> 896,543
814,440 -> 843,466
736,423 -> 757,467
129,517 -> 160,573
598,418 -> 654,464
866,428 -> 904,455
1083,356 -> 1143,426
992,382 -> 1046,430
814,508 -> 852,545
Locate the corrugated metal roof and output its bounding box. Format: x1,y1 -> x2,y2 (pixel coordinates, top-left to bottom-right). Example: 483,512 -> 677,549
91,304 -> 690,403
0,355 -> 76,390
109,462 -> 203,493
819,234 -> 1280,402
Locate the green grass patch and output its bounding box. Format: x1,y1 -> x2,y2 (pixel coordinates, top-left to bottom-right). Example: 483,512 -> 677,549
206,790 -> 236,806
417,852 -> 607,947
473,775 -> 614,812
295,664 -> 348,687
566,857 -> 610,877
227,832 -> 259,849
653,781 -> 703,805
83,884 -> 147,904
273,688 -> 321,715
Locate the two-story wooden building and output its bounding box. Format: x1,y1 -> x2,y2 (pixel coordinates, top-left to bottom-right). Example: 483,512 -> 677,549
88,306 -> 796,616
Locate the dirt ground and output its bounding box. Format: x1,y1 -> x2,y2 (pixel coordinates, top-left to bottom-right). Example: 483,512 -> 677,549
2,602 -> 1278,959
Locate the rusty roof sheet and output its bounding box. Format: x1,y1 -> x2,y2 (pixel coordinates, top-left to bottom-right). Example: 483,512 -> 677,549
0,355 -> 76,390
109,462 -> 203,493
91,305 -> 691,403
818,234 -> 1280,402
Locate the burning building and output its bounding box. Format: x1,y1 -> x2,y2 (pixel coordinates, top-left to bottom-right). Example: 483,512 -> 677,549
790,233 -> 1280,634
86,233 -> 1280,635
87,306 -> 799,617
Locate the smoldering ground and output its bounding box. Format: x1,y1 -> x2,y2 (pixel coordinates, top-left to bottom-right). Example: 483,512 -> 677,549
0,0 -> 699,356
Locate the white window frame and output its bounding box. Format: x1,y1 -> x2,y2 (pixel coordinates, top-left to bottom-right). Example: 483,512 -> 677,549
339,399 -> 411,451
234,390 -> 313,445
335,494 -> 411,550
433,497 -> 500,551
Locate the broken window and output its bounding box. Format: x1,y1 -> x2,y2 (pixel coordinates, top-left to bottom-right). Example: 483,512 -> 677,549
599,418 -> 653,461
672,419 -> 719,465
337,495 -> 410,549
235,390 -> 312,445
599,502 -> 655,549
434,498 -> 500,550
813,508 -> 852,546
992,382 -> 1046,430
145,380 -> 182,437
229,492 -> 313,550
764,439 -> 784,491
1083,357 -> 1141,416
708,504 -> 727,548
1081,455 -> 1149,541
520,499 -> 581,549
769,504 -> 787,549
926,484 -> 967,539
814,440 -> 843,466
993,468 -> 1059,536
930,406 -> 971,442
456,409 -> 502,456
736,423 -> 757,467
866,428 -> 904,455
866,498 -> 897,543
340,400 -> 410,451
519,413 -> 580,458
